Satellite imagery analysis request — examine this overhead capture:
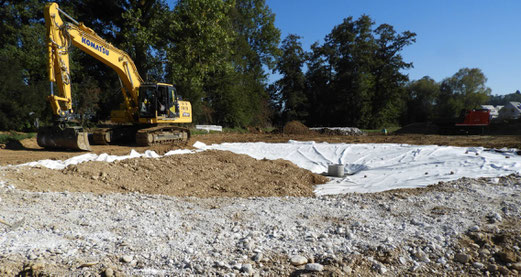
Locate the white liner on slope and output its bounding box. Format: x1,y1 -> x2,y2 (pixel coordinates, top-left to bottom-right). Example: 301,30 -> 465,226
16,149 -> 191,170
196,141 -> 521,195
6,141 -> 521,195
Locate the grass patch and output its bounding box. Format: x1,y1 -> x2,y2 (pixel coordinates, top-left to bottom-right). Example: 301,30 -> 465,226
223,127 -> 248,134
362,126 -> 401,134
261,127 -> 276,133
190,126 -> 274,135
190,129 -> 213,135
0,132 -> 36,144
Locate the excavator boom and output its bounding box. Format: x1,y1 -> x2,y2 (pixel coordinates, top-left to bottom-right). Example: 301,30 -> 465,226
38,3 -> 192,151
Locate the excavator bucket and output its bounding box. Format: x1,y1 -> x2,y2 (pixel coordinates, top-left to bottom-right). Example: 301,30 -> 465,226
37,126 -> 91,151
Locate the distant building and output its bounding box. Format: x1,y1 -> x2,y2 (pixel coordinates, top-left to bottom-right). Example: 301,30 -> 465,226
480,105 -> 501,119
498,102 -> 521,119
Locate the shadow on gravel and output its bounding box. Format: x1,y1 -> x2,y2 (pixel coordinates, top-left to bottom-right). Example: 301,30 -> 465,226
289,270 -> 308,276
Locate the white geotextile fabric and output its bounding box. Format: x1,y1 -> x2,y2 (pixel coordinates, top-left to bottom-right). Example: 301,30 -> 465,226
9,141 -> 521,195
197,141 -> 521,195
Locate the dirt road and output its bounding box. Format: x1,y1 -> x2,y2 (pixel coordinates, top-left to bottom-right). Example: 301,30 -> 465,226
2,132 -> 521,166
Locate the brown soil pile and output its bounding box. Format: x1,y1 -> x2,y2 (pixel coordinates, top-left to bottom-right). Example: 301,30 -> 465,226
283,121 -> 311,134
3,150 -> 328,198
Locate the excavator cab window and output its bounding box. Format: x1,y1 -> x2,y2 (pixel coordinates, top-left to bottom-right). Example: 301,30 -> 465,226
139,86 -> 157,118
157,85 -> 169,116
168,86 -> 180,118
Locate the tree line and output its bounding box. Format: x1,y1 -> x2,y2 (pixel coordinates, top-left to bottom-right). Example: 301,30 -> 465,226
0,0 -> 513,132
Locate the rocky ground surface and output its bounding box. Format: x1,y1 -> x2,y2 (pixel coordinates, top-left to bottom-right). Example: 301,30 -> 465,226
0,173 -> 520,276
0,132 -> 520,276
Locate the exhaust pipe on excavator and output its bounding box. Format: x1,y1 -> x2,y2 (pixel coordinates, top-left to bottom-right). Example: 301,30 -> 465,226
37,125 -> 91,151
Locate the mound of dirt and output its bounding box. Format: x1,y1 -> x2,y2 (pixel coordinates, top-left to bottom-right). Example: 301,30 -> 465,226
3,150 -> 328,198
311,127 -> 364,136
283,121 -> 311,135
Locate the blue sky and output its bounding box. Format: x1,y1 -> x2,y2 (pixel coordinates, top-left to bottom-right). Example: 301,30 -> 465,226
166,0 -> 520,95
266,0 -> 520,95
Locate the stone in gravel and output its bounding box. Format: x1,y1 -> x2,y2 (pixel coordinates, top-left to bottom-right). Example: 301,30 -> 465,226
290,255 -> 307,266
498,266 -> 510,275
104,268 -> 114,277
215,261 -> 226,268
497,250 -> 516,264
252,253 -> 263,262
305,263 -> 324,272
454,253 -> 470,264
244,241 -> 255,251
469,225 -> 480,232
373,263 -> 387,274
472,262 -> 484,269
478,249 -> 490,256
487,264 -> 498,272
511,262 -> 521,271
31,262 -> 44,271
487,212 -> 502,223
79,261 -> 99,268
28,253 -> 38,260
413,249 -> 430,263
437,257 -> 447,265
121,255 -> 133,263
194,264 -> 204,274
241,263 -> 254,275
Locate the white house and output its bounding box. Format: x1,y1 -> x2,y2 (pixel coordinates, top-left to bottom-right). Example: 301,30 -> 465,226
498,102 -> 521,119
480,105 -> 501,119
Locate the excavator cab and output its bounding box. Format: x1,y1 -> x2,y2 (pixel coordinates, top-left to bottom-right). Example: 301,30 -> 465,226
138,84 -> 178,119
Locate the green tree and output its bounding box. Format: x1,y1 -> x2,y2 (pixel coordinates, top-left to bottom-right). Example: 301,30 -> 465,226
488,90 -> 521,105
405,76 -> 439,123
227,0 -> 281,127
436,68 -> 491,120
272,34 -> 307,124
304,42 -> 331,126
166,0 -> 235,124
166,0 -> 281,127
305,15 -> 415,128
0,0 -> 49,130
371,24 -> 415,127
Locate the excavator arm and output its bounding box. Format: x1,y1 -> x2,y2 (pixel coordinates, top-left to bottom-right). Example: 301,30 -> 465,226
45,2 -> 142,121
38,3 -> 192,151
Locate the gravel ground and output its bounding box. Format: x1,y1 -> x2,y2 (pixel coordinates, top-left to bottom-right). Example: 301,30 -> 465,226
0,174 -> 520,276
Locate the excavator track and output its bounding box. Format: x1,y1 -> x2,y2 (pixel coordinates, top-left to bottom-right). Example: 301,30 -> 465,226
135,126 -> 190,146
92,128 -> 111,145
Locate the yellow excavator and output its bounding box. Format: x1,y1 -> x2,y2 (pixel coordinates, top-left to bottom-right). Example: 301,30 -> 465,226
38,2 -> 192,151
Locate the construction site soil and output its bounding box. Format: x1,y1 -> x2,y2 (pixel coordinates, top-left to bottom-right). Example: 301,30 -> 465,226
1,131 -> 520,276
2,150 -> 328,198
2,132 -> 521,167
